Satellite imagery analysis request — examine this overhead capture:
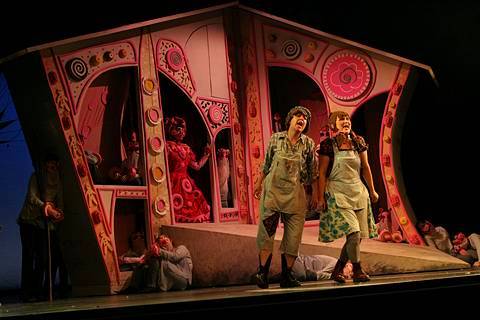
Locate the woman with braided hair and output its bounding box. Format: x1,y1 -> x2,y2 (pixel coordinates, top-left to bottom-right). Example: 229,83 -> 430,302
317,111 -> 378,283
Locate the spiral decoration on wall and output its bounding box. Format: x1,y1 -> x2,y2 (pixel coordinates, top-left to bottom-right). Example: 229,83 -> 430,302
208,105 -> 224,124
281,39 -> 302,60
196,97 -> 230,132
65,58 -> 88,82
157,40 -> 195,96
166,47 -> 185,71
322,51 -> 372,101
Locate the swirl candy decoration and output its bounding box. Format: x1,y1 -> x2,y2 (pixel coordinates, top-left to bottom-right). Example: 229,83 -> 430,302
65,58 -> 88,82
166,48 -> 185,72
208,105 -> 224,124
281,39 -> 302,60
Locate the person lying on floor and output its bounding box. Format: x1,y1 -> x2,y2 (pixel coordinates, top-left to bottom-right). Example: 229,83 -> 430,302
417,220 -> 480,267
268,254 -> 353,283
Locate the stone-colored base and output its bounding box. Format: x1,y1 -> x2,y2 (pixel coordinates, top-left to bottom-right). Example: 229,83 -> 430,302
162,223 -> 470,288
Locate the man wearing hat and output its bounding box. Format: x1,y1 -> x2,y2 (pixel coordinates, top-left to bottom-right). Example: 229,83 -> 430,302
253,106 -> 317,288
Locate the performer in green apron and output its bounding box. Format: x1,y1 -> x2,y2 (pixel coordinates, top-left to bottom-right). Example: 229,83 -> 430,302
253,106 -> 317,289
317,111 -> 378,283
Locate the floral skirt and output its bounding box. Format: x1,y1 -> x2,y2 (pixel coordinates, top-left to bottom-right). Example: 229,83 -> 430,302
319,192 -> 377,242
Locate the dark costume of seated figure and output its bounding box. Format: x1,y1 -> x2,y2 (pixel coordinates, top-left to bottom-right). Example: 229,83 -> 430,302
119,231 -> 147,272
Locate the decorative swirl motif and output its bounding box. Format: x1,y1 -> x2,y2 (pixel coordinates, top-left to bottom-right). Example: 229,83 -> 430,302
322,51 -> 372,101
208,105 -> 224,124
166,48 -> 185,71
196,97 -> 229,131
65,58 -> 88,81
172,193 -> 184,210
181,178 -> 193,193
157,40 -> 195,96
281,39 -> 302,60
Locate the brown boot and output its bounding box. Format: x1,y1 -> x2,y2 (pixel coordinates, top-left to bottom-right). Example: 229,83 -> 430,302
330,259 -> 347,283
352,262 -> 370,283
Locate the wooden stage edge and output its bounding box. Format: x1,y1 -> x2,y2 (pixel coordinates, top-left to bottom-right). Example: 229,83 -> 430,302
2,268 -> 480,319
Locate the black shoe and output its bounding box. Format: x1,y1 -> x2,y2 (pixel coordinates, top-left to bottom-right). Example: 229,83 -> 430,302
255,253 -> 272,289
280,254 -> 301,288
255,271 -> 269,289
331,259 -> 347,284
352,262 -> 370,283
279,273 -> 301,288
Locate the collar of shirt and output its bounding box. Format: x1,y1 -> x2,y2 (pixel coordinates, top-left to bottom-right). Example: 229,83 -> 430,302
278,131 -> 307,145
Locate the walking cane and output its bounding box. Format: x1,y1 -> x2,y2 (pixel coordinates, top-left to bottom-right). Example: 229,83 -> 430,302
44,208 -> 53,302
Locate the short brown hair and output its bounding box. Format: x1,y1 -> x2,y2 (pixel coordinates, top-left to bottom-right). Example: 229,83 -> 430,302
328,111 -> 350,132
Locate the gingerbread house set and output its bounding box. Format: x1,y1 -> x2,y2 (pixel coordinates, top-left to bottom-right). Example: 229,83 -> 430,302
1,3 -> 435,295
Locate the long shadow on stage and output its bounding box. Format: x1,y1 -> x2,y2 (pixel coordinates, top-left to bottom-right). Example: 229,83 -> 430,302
2,268 -> 480,319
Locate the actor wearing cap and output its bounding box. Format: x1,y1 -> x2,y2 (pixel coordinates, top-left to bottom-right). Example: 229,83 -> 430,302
253,106 -> 317,288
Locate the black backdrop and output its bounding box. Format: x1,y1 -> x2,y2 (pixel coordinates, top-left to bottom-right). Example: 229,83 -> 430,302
1,0 -> 479,234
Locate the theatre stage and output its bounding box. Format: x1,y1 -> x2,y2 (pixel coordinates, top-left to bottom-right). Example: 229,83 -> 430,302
2,223 -> 478,319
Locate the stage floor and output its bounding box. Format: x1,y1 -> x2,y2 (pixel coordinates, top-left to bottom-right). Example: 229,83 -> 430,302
3,223 -> 477,318
2,268 -> 480,319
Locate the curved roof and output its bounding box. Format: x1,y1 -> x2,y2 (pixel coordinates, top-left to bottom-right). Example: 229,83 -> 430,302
0,1 -> 436,84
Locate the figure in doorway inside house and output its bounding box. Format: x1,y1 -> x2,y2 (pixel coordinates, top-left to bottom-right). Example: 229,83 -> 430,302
317,111 -> 379,283
253,106 -> 318,289
375,208 -> 403,243
126,131 -> 140,177
85,150 -> 103,183
109,131 -> 142,185
216,148 -> 231,207
318,125 -> 330,144
165,116 -> 211,223
273,112 -> 283,133
417,220 -> 480,267
17,153 -> 69,302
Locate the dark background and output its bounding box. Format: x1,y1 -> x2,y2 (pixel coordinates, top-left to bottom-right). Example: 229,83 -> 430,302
0,0 -> 479,289
1,0 -> 478,231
